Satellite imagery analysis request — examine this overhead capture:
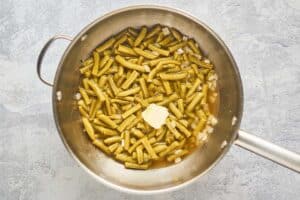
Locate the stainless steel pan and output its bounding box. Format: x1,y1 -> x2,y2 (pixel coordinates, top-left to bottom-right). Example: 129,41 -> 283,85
37,5 -> 300,194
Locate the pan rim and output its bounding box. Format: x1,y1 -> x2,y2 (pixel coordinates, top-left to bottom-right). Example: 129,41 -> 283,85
51,4 -> 244,194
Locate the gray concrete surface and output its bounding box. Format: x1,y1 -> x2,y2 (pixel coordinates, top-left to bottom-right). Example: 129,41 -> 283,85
1,0 -> 300,199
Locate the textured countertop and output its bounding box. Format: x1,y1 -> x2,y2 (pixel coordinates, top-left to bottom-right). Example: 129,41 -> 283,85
1,0 -> 299,199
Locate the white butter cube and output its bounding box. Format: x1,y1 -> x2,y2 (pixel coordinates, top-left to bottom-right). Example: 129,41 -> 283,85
142,104 -> 169,129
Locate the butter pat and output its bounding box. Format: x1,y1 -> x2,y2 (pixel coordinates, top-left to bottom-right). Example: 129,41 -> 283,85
142,104 -> 169,129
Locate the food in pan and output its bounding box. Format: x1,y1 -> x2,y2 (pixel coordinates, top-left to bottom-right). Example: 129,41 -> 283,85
77,25 -> 219,169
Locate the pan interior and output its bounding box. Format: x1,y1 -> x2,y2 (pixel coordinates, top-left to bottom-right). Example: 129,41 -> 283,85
53,6 -> 243,192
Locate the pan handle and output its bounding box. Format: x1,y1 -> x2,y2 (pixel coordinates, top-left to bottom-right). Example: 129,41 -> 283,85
37,35 -> 72,87
235,130 -> 300,172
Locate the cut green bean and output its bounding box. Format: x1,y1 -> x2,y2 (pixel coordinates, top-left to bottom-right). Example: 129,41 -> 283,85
122,104 -> 141,119
148,44 -> 170,56
93,140 -> 111,155
104,136 -> 122,145
134,26 -> 147,46
157,93 -> 178,106
187,92 -> 203,112
82,117 -> 95,140
159,72 -> 187,80
96,37 -> 116,53
98,114 -> 118,129
169,102 -> 183,119
117,87 -> 140,97
115,55 -> 146,72
133,47 -> 158,59
121,71 -> 139,89
125,162 -> 149,170
94,125 -> 118,136
117,115 -> 136,132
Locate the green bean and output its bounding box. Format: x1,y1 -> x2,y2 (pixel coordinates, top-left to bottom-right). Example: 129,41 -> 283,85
127,36 -> 134,46
187,79 -> 201,97
148,44 -> 170,56
117,45 -> 137,56
187,39 -> 201,54
121,71 -> 139,89
96,37 -> 116,53
82,57 -> 93,66
93,118 -> 106,127
169,102 -> 183,119
157,93 -> 178,106
79,87 -> 91,105
115,55 -> 146,72
193,118 -> 206,134
90,99 -> 102,119
187,92 -> 203,112
99,55 -> 110,68
141,137 -> 158,160
148,60 -> 180,81
166,119 -> 183,140
168,42 -> 186,52
124,130 -> 130,150
97,58 -> 113,77
160,80 -> 171,95
130,138 -> 137,145
177,99 -> 184,113
179,119 -> 188,127
94,125 -> 118,136
134,26 -> 147,46
79,106 -> 89,118
91,52 -> 100,76
159,72 -> 187,80
88,80 -> 105,102
155,32 -> 164,43
107,76 -> 119,96
170,28 -> 182,41
136,145 -> 144,164
175,121 -> 192,137
153,144 -> 168,153
117,115 -> 136,132
159,35 -> 174,46
122,104 -> 141,119
201,84 -> 208,104
114,34 -> 128,48
103,94 -> 111,115
98,114 -> 118,129
149,137 -> 156,144
127,115 -> 142,129
117,86 -> 140,97
115,145 -> 124,155
80,63 -> 93,74
188,54 -> 213,69
148,57 -> 172,66
138,78 -> 149,98
110,99 -> 128,105
131,128 -> 145,138
125,162 -> 149,170
143,37 -> 156,47
133,47 -> 158,59
93,140 -> 111,155
82,117 -> 95,140
146,25 -> 161,39
104,136 -> 122,145
98,75 -> 108,88
159,141 -> 180,157
116,154 -> 135,163
128,138 -> 143,153
108,143 -> 120,153
156,128 -> 167,142
167,149 -> 188,162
